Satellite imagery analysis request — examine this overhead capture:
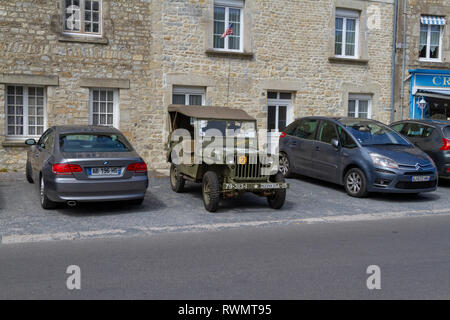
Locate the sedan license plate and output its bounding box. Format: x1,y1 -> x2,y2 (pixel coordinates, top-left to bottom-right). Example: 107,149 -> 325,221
89,167 -> 121,177
411,175 -> 431,182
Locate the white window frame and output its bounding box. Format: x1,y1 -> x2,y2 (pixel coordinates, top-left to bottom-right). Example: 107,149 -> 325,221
335,9 -> 360,59
267,91 -> 294,132
213,0 -> 244,52
348,94 -> 372,119
419,23 -> 443,62
5,85 -> 47,139
89,88 -> 119,128
62,0 -> 103,37
172,86 -> 206,106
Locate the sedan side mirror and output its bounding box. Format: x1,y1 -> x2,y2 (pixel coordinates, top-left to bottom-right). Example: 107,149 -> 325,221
25,139 -> 36,146
331,138 -> 340,149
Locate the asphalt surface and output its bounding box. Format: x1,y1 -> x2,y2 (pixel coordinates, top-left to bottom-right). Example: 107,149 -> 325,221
0,214 -> 449,299
1,172 -> 450,242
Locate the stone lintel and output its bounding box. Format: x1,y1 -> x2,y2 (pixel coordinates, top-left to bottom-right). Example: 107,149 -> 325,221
260,80 -> 303,92
0,74 -> 59,86
80,78 -> 130,89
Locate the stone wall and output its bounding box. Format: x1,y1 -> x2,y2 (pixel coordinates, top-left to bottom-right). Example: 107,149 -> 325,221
0,0 -> 395,171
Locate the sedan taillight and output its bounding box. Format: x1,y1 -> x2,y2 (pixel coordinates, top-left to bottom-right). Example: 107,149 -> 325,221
52,163 -> 83,175
127,162 -> 147,173
440,138 -> 450,151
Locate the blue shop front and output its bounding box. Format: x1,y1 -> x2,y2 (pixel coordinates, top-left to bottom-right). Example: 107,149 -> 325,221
409,69 -> 450,120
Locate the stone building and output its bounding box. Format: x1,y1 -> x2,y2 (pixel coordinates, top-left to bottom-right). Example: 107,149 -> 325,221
394,0 -> 450,121
0,0 -> 396,171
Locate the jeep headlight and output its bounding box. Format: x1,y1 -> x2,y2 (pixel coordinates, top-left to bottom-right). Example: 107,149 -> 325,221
370,153 -> 399,169
226,157 -> 235,165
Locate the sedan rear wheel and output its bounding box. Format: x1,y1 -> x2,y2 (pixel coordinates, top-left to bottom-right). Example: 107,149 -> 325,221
344,168 -> 368,198
40,176 -> 57,209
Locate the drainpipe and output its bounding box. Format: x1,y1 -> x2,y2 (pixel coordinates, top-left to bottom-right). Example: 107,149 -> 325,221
390,0 -> 399,123
400,0 -> 408,120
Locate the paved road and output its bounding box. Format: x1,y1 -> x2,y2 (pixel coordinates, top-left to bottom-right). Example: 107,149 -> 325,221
1,173 -> 450,242
1,214 -> 449,299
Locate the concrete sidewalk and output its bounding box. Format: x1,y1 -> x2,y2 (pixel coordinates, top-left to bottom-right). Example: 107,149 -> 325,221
1,172 -> 450,244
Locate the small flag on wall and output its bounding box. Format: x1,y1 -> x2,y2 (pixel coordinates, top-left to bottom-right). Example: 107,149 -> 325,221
221,23 -> 233,38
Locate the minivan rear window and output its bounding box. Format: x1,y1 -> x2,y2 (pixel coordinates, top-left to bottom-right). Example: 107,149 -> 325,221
444,126 -> 450,139
60,134 -> 132,152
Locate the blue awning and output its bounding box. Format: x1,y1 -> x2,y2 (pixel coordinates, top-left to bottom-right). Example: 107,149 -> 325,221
417,89 -> 450,100
421,16 -> 446,25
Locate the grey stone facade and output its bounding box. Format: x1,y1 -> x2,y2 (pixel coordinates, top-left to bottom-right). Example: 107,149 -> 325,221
0,0 -> 396,171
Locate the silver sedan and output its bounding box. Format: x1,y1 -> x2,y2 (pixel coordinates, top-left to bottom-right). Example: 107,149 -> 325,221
25,125 -> 149,209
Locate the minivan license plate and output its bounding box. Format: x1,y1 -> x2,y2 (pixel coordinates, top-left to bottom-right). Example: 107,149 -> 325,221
89,167 -> 121,176
411,176 -> 431,182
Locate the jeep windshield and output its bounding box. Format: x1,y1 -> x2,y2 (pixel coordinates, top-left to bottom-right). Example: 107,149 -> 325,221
198,120 -> 256,138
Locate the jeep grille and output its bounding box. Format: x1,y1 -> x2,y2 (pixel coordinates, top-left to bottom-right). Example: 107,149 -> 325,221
234,155 -> 263,180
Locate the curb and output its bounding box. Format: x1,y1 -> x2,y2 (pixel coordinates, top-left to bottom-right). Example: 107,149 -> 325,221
2,208 -> 450,245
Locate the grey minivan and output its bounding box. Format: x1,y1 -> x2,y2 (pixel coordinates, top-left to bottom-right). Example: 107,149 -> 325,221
279,117 -> 438,197
25,126 -> 149,209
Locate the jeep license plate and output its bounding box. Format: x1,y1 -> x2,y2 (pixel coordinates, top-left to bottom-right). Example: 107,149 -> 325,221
411,176 -> 431,182
260,183 -> 282,189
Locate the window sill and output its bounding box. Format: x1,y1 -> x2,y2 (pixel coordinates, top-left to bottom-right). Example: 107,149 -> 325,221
328,56 -> 369,65
2,140 -> 28,148
205,49 -> 254,58
412,60 -> 450,69
58,34 -> 108,45
419,58 -> 442,63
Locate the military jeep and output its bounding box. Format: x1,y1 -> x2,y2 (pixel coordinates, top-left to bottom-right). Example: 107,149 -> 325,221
167,105 -> 288,212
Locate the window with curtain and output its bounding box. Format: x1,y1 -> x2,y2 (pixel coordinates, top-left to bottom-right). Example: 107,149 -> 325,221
63,0 -> 101,35
335,8 -> 359,58
6,86 -> 46,137
213,0 -> 244,51
419,16 -> 444,61
348,94 -> 372,119
172,86 -> 205,106
90,89 -> 118,128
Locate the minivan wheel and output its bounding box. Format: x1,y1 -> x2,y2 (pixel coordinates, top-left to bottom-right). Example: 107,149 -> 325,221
267,172 -> 287,209
26,161 -> 34,183
279,153 -> 291,178
170,164 -> 185,193
202,171 -> 221,212
40,176 -> 57,209
344,168 -> 368,198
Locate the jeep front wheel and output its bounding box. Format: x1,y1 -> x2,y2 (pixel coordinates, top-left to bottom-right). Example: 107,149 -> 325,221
267,172 -> 286,209
202,171 -> 221,212
170,164 -> 185,193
